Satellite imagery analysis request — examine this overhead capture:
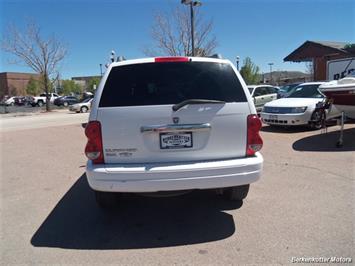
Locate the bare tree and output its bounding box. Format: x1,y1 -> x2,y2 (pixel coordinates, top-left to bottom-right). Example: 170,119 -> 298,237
144,7 -> 217,57
305,60 -> 314,81
1,21 -> 67,111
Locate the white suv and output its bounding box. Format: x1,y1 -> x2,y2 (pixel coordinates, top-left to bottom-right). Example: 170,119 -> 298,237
85,56 -> 263,208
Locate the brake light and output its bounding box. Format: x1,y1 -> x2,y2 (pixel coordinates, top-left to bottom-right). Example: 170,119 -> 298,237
85,121 -> 104,164
246,114 -> 263,156
155,57 -> 189,63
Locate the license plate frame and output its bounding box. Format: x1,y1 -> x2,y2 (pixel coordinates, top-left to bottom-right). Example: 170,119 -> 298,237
160,132 -> 193,149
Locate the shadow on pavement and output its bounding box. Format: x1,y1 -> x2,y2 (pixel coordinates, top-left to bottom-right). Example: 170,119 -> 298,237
292,127 -> 355,152
31,174 -> 240,250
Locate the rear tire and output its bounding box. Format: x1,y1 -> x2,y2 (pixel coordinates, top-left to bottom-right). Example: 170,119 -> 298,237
63,102 -> 69,107
37,101 -> 44,107
95,191 -> 117,208
223,185 -> 250,201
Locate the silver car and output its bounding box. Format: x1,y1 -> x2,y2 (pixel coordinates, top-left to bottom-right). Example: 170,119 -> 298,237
69,98 -> 93,113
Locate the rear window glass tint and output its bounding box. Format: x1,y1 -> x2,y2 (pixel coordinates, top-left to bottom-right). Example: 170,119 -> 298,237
99,61 -> 247,107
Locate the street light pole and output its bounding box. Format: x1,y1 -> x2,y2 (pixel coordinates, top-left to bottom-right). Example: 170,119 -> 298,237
236,56 -> 240,71
190,3 -> 195,56
268,62 -> 274,84
182,0 -> 202,56
99,64 -> 103,76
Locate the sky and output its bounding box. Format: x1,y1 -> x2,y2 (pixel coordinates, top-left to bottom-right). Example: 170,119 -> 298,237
0,0 -> 354,79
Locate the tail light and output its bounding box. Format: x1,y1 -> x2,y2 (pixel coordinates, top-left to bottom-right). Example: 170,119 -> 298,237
85,121 -> 104,164
155,57 -> 189,63
246,114 -> 263,156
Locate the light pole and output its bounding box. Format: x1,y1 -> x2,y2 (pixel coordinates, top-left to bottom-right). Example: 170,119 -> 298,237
268,62 -> 274,84
99,64 -> 103,76
110,50 -> 116,63
181,0 -> 202,56
236,56 -> 240,71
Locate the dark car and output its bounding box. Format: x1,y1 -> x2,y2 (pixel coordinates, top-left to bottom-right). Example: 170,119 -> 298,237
54,96 -> 79,106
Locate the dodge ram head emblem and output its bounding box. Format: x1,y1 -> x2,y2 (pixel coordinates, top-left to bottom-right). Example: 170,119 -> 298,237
173,117 -> 179,124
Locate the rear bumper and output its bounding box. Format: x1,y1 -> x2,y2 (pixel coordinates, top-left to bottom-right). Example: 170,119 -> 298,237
86,153 -> 263,192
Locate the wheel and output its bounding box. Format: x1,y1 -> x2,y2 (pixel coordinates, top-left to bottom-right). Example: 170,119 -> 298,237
37,101 -> 44,107
63,102 -> 69,107
80,106 -> 88,113
223,185 -> 250,201
94,191 -> 117,208
309,110 -> 325,130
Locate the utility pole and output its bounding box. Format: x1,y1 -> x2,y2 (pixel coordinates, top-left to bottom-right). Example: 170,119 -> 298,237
181,0 -> 202,56
268,62 -> 274,84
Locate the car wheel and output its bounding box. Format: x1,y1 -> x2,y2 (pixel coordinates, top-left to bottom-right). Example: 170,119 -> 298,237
95,191 -> 117,208
81,106 -> 88,113
309,110 -> 325,130
223,185 -> 250,201
37,101 -> 44,107
63,102 -> 69,107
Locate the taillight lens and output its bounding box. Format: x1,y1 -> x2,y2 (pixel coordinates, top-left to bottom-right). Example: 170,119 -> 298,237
155,57 -> 189,63
246,114 -> 263,156
85,121 -> 104,164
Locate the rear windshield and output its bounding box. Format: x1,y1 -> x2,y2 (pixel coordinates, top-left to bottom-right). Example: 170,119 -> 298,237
99,61 -> 247,107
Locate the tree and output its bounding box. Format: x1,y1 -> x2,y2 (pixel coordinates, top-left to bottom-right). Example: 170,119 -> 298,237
26,76 -> 40,95
61,80 -> 82,95
240,57 -> 261,85
305,61 -> 314,81
1,21 -> 67,111
144,7 -> 217,57
87,77 -> 101,93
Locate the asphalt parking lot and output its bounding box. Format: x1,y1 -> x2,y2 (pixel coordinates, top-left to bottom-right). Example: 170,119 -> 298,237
0,114 -> 354,265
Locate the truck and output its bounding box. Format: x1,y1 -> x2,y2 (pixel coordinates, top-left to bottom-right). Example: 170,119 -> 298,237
30,93 -> 59,107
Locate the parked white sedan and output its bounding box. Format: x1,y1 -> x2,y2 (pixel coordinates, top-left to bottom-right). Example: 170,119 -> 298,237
261,82 -> 341,129
69,98 -> 93,113
248,85 -> 279,112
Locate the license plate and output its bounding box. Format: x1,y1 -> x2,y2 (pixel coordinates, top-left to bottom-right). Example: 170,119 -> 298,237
160,132 -> 193,149
269,115 -> 278,120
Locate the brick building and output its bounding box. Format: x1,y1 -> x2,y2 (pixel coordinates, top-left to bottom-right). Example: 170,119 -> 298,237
0,72 -> 41,98
284,41 -> 355,81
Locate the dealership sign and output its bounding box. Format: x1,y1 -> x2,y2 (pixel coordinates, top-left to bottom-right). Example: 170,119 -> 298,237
327,57 -> 355,80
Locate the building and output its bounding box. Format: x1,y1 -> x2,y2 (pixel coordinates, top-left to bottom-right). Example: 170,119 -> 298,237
284,41 -> 355,81
71,76 -> 101,91
0,72 -> 41,98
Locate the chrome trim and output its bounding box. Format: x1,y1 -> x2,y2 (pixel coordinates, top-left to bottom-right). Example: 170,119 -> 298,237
141,123 -> 211,133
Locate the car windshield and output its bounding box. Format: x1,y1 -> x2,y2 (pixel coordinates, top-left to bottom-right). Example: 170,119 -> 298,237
280,84 -> 299,93
99,61 -> 247,107
287,84 -> 323,98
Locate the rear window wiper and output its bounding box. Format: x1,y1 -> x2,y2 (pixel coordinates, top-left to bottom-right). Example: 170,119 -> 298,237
172,99 -> 226,112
